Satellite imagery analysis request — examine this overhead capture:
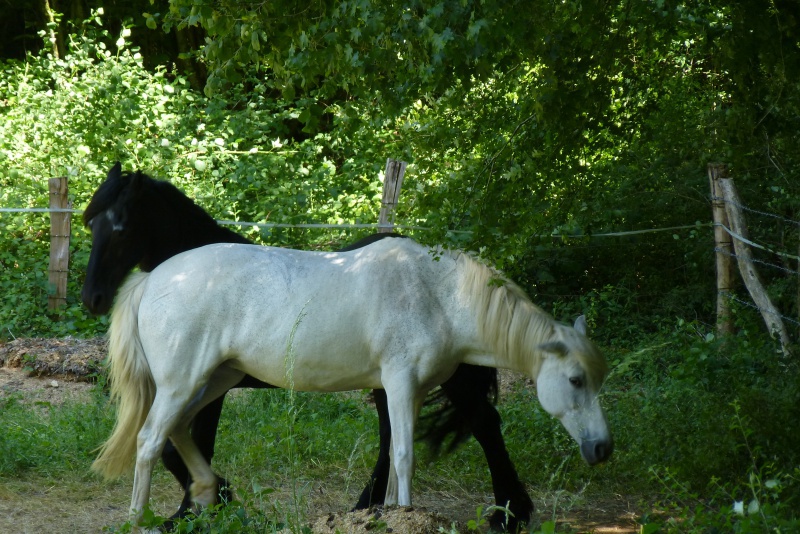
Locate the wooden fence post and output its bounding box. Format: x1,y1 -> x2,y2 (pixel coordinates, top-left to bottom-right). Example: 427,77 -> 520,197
378,159 -> 407,233
48,177 -> 70,311
709,163 -> 734,336
719,178 -> 792,355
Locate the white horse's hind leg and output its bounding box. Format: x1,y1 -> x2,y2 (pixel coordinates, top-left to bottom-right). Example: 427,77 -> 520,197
130,451 -> 156,521
130,389 -> 196,522
170,426 -> 218,508
170,366 -> 246,510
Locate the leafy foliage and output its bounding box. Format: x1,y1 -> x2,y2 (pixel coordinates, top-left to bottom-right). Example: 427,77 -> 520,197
160,1 -> 800,332
646,420 -> 800,533
0,14 -> 393,339
600,323 -> 800,487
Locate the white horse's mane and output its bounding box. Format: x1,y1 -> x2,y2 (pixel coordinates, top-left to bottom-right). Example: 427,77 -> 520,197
452,249 -> 607,383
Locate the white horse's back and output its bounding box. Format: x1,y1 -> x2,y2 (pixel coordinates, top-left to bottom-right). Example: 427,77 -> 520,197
137,238 -> 464,392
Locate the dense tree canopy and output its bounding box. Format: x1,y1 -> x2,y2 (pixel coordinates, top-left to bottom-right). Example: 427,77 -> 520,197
153,0 -> 800,328
158,0 -> 800,226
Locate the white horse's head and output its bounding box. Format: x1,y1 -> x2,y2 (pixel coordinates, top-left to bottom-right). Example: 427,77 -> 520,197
536,316 -> 613,465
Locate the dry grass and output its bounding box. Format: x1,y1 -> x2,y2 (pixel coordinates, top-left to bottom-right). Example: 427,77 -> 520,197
0,471 -> 181,533
0,469 -> 641,533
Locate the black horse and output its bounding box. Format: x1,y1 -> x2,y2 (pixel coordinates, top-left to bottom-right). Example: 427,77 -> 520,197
81,162 -> 533,532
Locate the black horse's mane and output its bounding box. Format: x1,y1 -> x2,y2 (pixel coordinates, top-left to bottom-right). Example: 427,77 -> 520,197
84,164 -> 250,274
84,167 -> 218,227
145,174 -> 230,232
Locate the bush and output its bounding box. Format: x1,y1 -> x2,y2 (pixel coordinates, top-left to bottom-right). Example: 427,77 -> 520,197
0,12 -> 394,340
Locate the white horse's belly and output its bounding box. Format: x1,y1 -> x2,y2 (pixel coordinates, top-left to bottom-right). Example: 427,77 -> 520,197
229,353 -> 384,392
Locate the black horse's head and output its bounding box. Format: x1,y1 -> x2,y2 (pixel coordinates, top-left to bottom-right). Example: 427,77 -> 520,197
81,162 -> 251,315
81,162 -> 151,314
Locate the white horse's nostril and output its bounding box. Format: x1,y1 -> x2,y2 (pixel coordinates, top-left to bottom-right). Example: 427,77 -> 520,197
581,438 -> 614,465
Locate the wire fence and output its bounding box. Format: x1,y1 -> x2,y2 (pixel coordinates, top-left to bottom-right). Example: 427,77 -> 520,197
2,194 -> 798,335
722,291 -> 800,327
0,207 -> 415,230
1,206 -> 708,236
712,194 -> 800,333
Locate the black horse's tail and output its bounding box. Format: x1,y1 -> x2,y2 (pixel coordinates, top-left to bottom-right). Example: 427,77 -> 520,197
417,365 -> 499,455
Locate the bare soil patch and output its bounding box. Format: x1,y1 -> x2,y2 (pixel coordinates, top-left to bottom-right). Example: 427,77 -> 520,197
0,337 -> 641,533
0,336 -> 107,379
312,506 -> 453,533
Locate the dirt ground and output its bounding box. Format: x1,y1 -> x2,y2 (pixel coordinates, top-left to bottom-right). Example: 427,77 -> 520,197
0,338 -> 642,533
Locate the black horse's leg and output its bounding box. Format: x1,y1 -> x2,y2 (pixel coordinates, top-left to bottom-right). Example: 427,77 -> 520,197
354,388 -> 392,509
440,367 -> 533,533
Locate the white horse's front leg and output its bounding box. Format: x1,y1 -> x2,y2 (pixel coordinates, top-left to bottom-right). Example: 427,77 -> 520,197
384,375 -> 422,507
385,439 -> 399,505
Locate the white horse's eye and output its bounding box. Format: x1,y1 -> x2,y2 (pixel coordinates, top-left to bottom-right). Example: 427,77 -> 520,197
569,376 -> 583,388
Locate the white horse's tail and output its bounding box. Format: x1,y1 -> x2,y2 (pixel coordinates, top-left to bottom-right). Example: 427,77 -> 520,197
92,272 -> 153,480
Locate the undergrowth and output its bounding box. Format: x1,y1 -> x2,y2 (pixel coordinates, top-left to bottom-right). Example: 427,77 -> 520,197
640,403 -> 800,532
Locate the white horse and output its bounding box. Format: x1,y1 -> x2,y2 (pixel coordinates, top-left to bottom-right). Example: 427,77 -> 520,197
92,238 -> 612,525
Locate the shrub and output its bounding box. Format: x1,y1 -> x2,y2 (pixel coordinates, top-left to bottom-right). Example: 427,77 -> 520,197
0,12 -> 391,340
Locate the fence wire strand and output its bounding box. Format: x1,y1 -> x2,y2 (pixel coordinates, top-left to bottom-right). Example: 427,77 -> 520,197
714,247 -> 800,276
721,291 -> 800,327
711,195 -> 800,227
710,194 -> 800,262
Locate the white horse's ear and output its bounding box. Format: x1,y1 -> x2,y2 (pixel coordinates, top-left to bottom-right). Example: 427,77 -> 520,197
539,341 -> 568,356
574,315 -> 589,336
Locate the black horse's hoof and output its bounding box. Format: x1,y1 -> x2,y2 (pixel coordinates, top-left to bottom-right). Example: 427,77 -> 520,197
488,499 -> 533,533
162,477 -> 234,531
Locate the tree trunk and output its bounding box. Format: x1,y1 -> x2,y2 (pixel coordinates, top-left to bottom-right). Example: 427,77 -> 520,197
175,26 -> 208,91
40,0 -> 65,59
719,178 -> 792,356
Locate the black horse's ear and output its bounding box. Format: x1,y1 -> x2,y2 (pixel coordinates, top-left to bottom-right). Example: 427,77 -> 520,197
108,161 -> 122,181
129,170 -> 146,192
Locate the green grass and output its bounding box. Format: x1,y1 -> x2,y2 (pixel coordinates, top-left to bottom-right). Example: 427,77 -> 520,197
1,323 -> 799,532
0,389 -> 112,476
